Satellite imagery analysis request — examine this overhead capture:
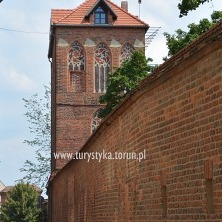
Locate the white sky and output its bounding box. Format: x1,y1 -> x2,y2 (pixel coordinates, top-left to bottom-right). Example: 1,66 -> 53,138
0,0 -> 221,190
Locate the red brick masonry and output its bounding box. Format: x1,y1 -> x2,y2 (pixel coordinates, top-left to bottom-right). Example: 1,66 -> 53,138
50,25 -> 146,170
49,21 -> 222,221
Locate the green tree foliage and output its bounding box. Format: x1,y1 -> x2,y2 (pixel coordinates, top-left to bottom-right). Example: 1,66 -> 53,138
0,183 -> 42,222
99,51 -> 154,117
20,85 -> 51,190
178,0 -> 212,17
164,11 -> 222,57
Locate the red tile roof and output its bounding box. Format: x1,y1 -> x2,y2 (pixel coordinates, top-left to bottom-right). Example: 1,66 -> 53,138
51,0 -> 148,28
0,186 -> 13,193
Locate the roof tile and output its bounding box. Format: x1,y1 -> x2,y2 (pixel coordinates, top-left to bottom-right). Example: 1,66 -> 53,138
51,0 -> 148,28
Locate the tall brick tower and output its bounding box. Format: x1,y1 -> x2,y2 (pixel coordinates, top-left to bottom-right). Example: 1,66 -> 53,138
48,0 -> 149,171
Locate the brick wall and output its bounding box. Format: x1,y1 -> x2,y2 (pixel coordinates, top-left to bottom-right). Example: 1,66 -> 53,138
51,26 -> 146,170
49,22 -> 222,221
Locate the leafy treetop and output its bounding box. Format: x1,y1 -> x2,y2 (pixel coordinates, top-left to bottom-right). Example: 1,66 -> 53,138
0,183 -> 42,222
164,11 -> 222,57
20,85 -> 51,190
178,0 -> 212,17
99,51 -> 154,118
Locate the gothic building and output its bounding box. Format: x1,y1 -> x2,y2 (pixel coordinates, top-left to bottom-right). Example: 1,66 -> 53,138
48,0 -> 149,171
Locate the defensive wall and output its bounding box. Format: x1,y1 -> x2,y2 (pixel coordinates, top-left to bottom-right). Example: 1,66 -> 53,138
49,21 -> 222,221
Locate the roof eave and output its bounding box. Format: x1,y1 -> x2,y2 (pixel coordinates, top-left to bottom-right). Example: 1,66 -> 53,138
50,23 -> 149,29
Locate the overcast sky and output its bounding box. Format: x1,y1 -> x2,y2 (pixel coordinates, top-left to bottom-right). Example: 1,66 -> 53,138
0,0 -> 221,190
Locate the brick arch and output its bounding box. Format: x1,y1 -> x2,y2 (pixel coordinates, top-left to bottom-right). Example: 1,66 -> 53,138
68,41 -> 85,71
94,42 -> 111,93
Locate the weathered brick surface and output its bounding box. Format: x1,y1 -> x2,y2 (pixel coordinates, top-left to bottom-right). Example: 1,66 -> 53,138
51,26 -> 146,170
49,16 -> 222,222
49,22 -> 222,221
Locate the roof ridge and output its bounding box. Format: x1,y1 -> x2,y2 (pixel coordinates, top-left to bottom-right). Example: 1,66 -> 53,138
106,0 -> 148,27
54,0 -> 90,24
52,9 -> 73,11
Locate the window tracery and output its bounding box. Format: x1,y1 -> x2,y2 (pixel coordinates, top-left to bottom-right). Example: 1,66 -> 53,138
69,41 -> 85,71
120,43 -> 134,63
91,109 -> 103,133
95,43 -> 110,93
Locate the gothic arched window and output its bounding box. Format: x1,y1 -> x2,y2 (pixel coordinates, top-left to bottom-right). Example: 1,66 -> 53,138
68,41 -> 85,92
91,109 -> 103,133
120,43 -> 134,64
68,41 -> 85,71
94,43 -> 110,93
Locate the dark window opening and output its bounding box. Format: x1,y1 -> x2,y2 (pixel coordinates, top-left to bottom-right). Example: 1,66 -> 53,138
94,7 -> 107,24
